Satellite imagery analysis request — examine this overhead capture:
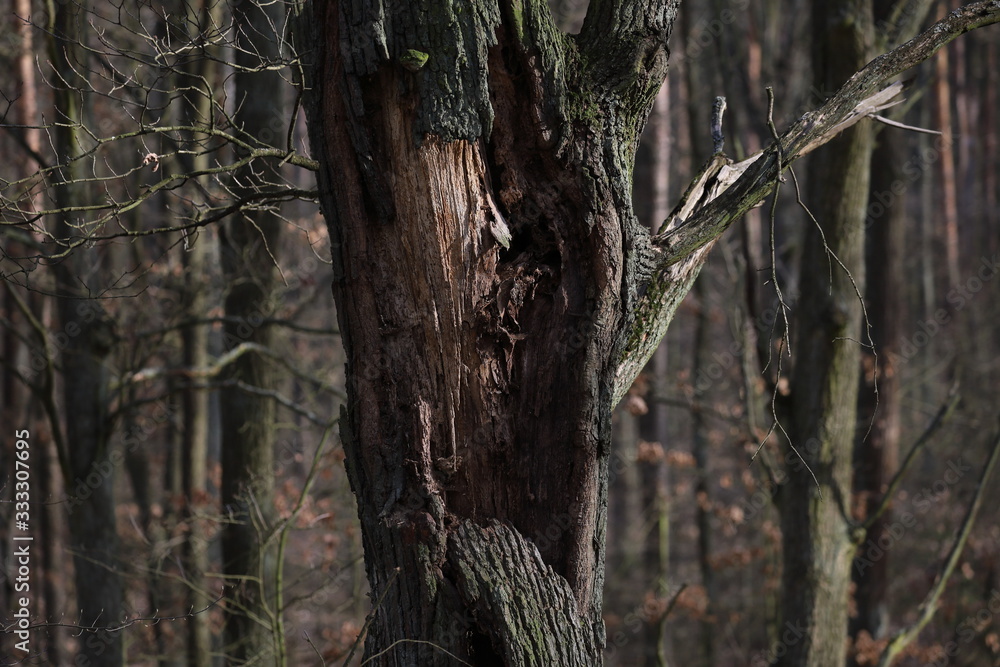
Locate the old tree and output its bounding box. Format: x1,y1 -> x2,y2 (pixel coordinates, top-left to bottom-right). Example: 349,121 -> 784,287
299,1 -> 1000,664
5,0 -> 998,664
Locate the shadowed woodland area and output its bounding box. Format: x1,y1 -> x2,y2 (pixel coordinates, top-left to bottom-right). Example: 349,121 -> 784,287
1,0 -> 999,665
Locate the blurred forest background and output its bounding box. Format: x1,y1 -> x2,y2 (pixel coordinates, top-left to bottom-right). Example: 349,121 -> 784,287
0,0 -> 998,665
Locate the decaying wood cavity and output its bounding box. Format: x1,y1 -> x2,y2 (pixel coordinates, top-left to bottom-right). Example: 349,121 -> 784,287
339,43 -> 625,602
303,2 -> 666,659
301,0 -> 1000,662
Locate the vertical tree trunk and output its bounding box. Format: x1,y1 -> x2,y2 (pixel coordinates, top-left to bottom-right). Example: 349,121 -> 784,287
934,2 -> 961,289
983,40 -> 998,234
121,393 -> 175,666
294,0 -> 990,663
220,0 -> 286,661
48,2 -> 124,665
777,1 -> 874,665
607,406 -> 640,664
690,275 -> 717,667
679,7 -> 722,660
9,1 -> 64,659
301,1 -> 681,663
170,2 -> 218,660
850,91 -> 905,656
37,427 -> 65,664
182,231 -> 212,667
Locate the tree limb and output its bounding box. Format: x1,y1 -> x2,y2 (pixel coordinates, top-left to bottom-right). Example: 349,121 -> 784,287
612,1 -> 1000,402
657,2 -> 1000,265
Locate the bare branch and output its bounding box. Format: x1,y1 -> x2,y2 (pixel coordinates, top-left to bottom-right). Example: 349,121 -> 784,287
657,2 -> 1000,265
613,2 -> 1000,402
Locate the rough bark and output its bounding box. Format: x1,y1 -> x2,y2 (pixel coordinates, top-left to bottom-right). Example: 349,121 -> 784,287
303,0 -> 679,662
299,1 -> 1000,664
776,1 -> 874,665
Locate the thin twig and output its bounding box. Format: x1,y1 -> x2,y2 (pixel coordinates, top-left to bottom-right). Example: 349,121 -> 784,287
751,88 -> 821,494
786,163 -> 878,443
870,114 -> 942,134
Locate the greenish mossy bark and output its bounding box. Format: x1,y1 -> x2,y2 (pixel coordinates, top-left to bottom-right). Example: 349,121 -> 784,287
299,1 -> 1000,664
776,1 -> 874,665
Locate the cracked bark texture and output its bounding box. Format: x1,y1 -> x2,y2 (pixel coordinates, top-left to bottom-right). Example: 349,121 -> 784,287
302,0 -> 679,662
298,0 -> 1000,664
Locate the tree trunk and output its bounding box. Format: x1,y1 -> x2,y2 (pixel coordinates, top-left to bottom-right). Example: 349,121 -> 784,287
48,2 -> 124,665
640,81 -> 672,667
169,2 -> 218,662
37,424 -> 66,664
679,7 -> 721,660
849,1 -> 934,648
850,98 -> 905,654
777,1 -> 874,665
298,1 -> 1000,663
934,2 -> 961,289
301,1 -> 683,663
220,0 -> 286,661
181,219 -> 212,667
691,275 -> 717,667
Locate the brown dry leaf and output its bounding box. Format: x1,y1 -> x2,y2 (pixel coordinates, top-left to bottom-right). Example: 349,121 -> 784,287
665,450 -> 696,467
637,440 -> 665,462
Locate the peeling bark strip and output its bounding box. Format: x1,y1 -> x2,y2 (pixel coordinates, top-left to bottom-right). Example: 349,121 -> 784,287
302,1 -> 677,662
299,1 -> 1000,663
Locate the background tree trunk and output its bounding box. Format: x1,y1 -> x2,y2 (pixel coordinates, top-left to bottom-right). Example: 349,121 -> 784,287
850,99 -> 905,656
48,2 -> 124,665
777,1 -> 874,665
639,81 -> 672,667
172,4 -> 219,663
219,0 -> 286,661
